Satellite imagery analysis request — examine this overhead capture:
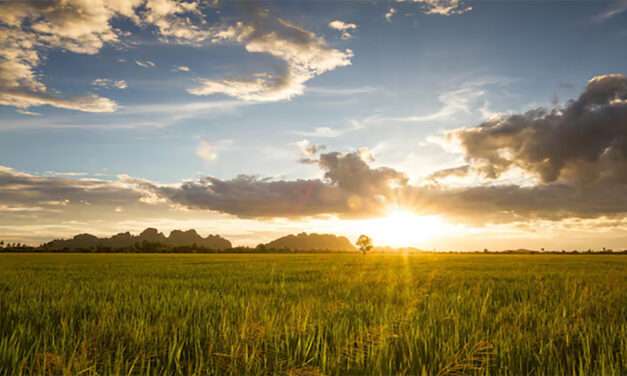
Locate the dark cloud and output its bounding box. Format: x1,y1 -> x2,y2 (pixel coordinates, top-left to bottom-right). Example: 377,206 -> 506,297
134,151 -> 407,218
406,183 -> 627,224
318,152 -> 407,195
413,73 -> 627,223
0,166 -> 168,229
0,167 -> 143,208
449,73 -> 627,185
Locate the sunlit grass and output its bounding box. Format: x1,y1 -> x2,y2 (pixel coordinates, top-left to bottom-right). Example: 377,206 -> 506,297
0,253 -> 626,375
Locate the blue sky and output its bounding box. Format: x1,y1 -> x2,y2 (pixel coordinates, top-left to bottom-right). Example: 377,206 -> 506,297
2,0 -> 627,249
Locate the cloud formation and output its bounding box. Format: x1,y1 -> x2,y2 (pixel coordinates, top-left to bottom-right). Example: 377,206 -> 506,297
135,60 -> 157,68
328,20 -> 357,40
0,0 -> 355,111
92,79 -> 128,89
415,73 -> 627,223
0,0 -> 215,113
593,0 -> 627,22
448,74 -> 627,185
0,0 -> 145,112
407,0 -> 472,16
132,151 -> 407,218
0,166 -> 150,214
152,74 -> 627,223
142,0 -> 209,44
188,12 -> 353,102
296,139 -> 326,162
4,73 -> 627,227
385,8 -> 397,22
389,85 -> 488,123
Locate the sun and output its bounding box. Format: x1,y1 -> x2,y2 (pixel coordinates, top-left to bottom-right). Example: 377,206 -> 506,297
358,207 -> 448,248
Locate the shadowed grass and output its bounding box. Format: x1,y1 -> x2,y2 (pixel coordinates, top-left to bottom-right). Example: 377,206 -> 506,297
0,253 -> 625,375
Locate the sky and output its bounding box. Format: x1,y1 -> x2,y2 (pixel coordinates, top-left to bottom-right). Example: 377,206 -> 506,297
2,0 -> 627,250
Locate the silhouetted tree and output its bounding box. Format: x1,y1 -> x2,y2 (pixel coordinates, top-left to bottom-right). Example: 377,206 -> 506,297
356,235 -> 373,255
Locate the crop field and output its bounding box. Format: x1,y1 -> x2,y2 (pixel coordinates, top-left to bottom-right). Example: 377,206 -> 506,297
0,253 -> 626,375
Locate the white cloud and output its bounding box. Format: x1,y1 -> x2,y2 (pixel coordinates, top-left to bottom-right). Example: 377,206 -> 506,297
328,20 -> 357,40
188,14 -> 353,102
306,86 -> 377,96
0,1 -> 357,111
135,60 -> 157,68
92,78 -> 128,89
195,139 -> 233,162
294,119 -> 367,139
0,0 -> 150,112
386,79 -> 509,124
16,109 -> 40,116
0,27 -> 118,112
297,127 -> 344,138
385,8 -> 397,22
1,91 -> 117,113
295,139 -> 325,160
175,65 -> 191,72
391,87 -> 484,123
143,0 -> 214,45
0,0 -> 224,113
196,140 -> 218,161
397,0 -> 471,16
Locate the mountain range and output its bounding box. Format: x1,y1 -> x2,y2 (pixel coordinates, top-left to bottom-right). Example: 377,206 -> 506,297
262,232 -> 355,252
38,229 -> 356,252
42,228 -> 231,251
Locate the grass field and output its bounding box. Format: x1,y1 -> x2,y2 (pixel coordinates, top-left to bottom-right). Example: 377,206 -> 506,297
0,253 -> 626,375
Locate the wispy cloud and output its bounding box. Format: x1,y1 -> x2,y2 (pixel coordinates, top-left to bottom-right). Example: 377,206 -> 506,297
188,10 -> 353,102
135,60 -> 157,68
401,0 -> 472,16
385,78 -> 511,124
593,0 -> 627,22
92,78 -> 128,89
195,139 -> 233,162
306,86 -> 378,96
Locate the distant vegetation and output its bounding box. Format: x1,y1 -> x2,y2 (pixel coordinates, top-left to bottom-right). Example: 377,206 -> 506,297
0,253 -> 625,374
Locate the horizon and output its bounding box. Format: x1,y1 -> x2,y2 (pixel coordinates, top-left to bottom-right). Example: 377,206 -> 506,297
2,0 -> 627,251
3,225 -> 626,253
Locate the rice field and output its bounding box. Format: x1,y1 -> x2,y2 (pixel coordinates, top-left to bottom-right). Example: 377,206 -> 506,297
0,253 -> 626,375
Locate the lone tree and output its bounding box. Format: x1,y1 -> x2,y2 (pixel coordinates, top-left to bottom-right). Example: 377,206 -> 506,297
356,235 -> 373,255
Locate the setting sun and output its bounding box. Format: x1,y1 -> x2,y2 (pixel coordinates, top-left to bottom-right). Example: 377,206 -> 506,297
356,208 -> 449,248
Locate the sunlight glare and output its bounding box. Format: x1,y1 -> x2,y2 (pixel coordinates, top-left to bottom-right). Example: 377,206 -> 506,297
359,207 -> 449,248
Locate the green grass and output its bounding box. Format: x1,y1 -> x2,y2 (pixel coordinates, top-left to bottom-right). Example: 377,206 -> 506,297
0,253 -> 626,375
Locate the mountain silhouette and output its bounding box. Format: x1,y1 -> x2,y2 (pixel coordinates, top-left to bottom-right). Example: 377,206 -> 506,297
42,228 -> 231,251
262,232 -> 355,251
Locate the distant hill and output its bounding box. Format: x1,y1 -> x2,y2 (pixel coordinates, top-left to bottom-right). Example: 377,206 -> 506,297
262,232 -> 356,252
41,228 -> 232,251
